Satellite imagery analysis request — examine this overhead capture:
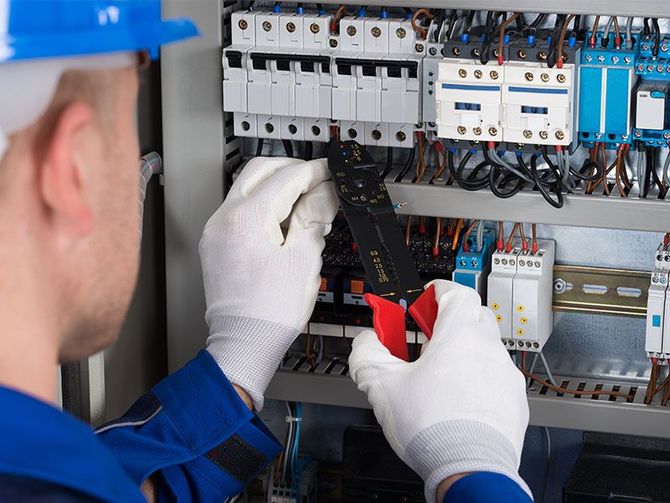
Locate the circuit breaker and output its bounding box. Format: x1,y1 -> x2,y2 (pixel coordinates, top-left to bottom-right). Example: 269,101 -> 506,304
646,245 -> 670,359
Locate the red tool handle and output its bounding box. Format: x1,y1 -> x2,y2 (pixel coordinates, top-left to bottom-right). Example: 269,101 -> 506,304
408,284 -> 438,340
363,293 -> 409,361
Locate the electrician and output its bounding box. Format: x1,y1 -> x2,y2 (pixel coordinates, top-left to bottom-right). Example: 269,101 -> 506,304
0,1 -> 530,502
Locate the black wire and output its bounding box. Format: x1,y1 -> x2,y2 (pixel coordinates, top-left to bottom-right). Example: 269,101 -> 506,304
571,15 -> 581,36
304,141 -> 313,161
547,15 -> 567,68
642,145 -> 652,198
395,146 -> 416,182
316,3 -> 323,12
649,147 -> 666,198
530,13 -> 547,29
282,139 -> 294,158
248,0 -> 255,10
572,159 -> 603,182
488,164 -> 524,198
643,18 -> 651,37
456,154 -> 490,191
382,147 -> 393,178
464,10 -> 476,35
652,19 -> 661,57
256,138 -> 264,157
529,155 -> 564,208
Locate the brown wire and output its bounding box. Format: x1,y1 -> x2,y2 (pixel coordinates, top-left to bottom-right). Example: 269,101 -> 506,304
644,362 -> 661,404
556,15 -> 576,68
462,220 -> 480,250
531,223 -> 538,254
405,216 -> 413,246
590,15 -> 601,47
331,5 -> 348,32
497,13 -> 521,64
433,217 -> 442,252
506,223 -> 520,250
452,219 -> 464,251
411,8 -> 434,39
613,16 -> 621,48
415,134 -> 427,182
518,223 -> 527,250
522,368 -> 634,400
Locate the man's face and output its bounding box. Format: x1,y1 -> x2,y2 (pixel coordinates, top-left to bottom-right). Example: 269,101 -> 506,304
59,68 -> 141,361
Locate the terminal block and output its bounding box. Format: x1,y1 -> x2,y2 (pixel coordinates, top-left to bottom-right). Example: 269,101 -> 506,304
578,32 -> 638,148
452,228 -> 495,297
646,244 -> 670,361
488,239 -> 556,352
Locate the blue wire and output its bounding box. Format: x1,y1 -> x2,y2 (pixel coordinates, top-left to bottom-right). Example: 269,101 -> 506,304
290,403 -> 302,487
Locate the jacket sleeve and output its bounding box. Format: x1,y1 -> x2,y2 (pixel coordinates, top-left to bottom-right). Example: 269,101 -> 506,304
96,350 -> 281,502
443,472 -> 534,503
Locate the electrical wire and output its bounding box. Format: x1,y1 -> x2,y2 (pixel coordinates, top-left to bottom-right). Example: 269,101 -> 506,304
601,16 -> 615,48
652,18 -> 661,57
462,220 -> 480,252
395,145 -> 416,182
433,217 -> 442,257
531,223 -> 538,254
256,138 -> 264,157
411,8 -> 434,39
521,366 -> 634,399
282,139 -> 294,158
540,427 -> 552,503
556,15 -> 575,68
304,141 -> 313,161
381,146 -> 394,179
415,133 -> 427,182
452,218 -> 464,251
528,155 -> 564,208
663,147 -> 670,189
497,13 -> 521,65
590,16 -> 601,47
476,220 -> 484,252
626,17 -> 635,49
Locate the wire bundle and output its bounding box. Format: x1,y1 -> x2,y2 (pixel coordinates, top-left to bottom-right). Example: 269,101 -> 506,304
274,402 -> 304,493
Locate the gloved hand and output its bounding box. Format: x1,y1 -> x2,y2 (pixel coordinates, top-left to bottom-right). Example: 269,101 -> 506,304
349,280 -> 531,502
200,157 -> 339,411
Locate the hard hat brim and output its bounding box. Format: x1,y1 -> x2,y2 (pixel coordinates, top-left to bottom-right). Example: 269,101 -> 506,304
0,18 -> 199,63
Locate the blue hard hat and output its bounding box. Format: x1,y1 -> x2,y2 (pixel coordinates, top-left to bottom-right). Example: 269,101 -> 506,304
0,0 -> 199,63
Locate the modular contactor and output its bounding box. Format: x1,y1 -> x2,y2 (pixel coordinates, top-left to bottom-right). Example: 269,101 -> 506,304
488,239 -> 556,351
634,35 -> 670,146
646,245 -> 670,360
578,32 -> 637,148
452,229 -> 495,297
502,42 -> 581,148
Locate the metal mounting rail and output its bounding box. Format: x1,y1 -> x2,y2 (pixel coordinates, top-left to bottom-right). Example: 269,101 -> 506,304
266,368 -> 670,439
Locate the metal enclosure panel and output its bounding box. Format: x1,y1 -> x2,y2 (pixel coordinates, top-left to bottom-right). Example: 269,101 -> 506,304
162,0 -> 225,371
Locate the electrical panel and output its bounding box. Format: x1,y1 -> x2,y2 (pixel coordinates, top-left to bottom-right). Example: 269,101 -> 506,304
488,239 -> 555,352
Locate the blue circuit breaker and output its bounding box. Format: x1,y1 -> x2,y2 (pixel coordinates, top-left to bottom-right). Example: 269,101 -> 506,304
634,34 -> 670,146
578,32 -> 638,148
452,228 -> 495,297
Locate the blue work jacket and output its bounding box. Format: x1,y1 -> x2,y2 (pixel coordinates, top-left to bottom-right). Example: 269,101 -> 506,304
0,350 -> 531,502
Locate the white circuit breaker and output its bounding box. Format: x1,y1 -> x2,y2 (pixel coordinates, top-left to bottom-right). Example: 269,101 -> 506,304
646,245 -> 670,360
502,62 -> 579,147
488,239 -> 556,352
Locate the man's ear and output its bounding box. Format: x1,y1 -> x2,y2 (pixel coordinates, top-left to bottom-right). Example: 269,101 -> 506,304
39,101 -> 95,238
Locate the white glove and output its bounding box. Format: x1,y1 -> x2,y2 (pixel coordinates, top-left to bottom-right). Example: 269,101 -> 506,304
200,157 -> 339,411
349,280 -> 531,502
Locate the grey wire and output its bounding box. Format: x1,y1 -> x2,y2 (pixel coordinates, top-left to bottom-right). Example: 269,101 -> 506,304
489,150 -> 534,183
636,149 -> 645,196
476,220 -> 484,252
281,402 -> 294,485
539,351 -> 559,387
626,17 -> 634,49
602,16 -> 615,41
663,149 -> 670,189
527,353 -> 540,387
316,335 -> 324,363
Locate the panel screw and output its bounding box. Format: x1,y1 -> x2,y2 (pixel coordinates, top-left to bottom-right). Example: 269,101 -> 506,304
557,73 -> 566,83
429,47 -> 437,56
539,131 -> 548,140
489,127 -> 498,136
396,27 -> 406,39
452,47 -> 461,56
524,72 -> 534,81
534,261 -> 541,268
458,68 -> 467,78
509,260 -> 516,266
624,56 -> 632,64
585,55 -> 593,62
519,260 -> 526,266
329,38 -> 338,48
642,44 -> 650,51
288,124 -> 297,134
472,48 -> 481,57
533,342 -> 540,348
347,25 -> 357,36
597,55 -> 605,63
348,128 -> 357,139
457,126 -> 467,135
658,65 -> 665,73
473,127 -> 482,136
474,69 -> 483,79
662,44 -> 669,52
286,22 -> 296,33
310,23 -> 320,34
490,70 -> 499,80
637,64 -> 645,72
238,19 -> 248,30
372,129 -> 382,140
415,43 -> 424,53
648,64 -> 655,72
371,26 -> 382,38
241,121 -> 250,131
664,132 -> 670,140
262,20 -> 273,32
612,56 -> 620,63
635,130 -> 642,138
541,73 -> 550,82
265,122 -> 274,133
537,51 -> 548,62
523,129 -> 533,139
396,131 -> 406,142
518,49 -> 527,59
555,130 -> 565,140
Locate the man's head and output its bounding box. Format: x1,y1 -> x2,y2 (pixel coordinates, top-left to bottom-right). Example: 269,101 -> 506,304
0,61 -> 141,362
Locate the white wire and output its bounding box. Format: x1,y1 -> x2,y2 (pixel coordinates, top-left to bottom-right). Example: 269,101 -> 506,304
281,402 -> 294,485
